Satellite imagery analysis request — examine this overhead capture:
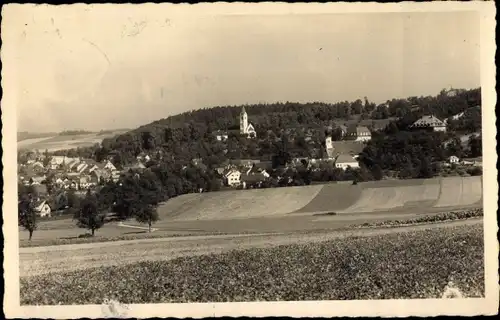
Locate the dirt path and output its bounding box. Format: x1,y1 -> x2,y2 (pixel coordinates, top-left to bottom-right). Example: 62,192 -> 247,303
20,218 -> 482,278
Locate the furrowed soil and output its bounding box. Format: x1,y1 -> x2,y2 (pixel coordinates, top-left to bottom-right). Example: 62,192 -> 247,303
20,221 -> 483,304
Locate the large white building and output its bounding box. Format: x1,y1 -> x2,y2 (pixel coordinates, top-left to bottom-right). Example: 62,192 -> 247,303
345,125 -> 372,142
240,107 -> 257,138
335,154 -> 360,170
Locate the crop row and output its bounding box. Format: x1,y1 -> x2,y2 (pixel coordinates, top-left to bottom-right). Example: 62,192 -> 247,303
20,224 -> 484,305
353,208 -> 483,229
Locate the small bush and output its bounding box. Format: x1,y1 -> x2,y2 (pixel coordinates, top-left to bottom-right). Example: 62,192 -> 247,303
352,208 -> 483,228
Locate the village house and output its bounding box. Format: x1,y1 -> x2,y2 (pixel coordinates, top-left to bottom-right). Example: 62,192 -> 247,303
33,200 -> 52,217
49,156 -> 79,170
64,158 -> 81,171
461,157 -> 483,167
103,160 -> 117,171
335,154 -> 360,170
29,175 -> 46,185
228,159 -> 261,168
214,130 -> 229,142
345,125 -> 372,142
123,162 -> 147,172
410,115 -> 447,132
244,164 -> 271,178
449,155 -> 460,164
241,172 -> 267,189
224,168 -> 241,187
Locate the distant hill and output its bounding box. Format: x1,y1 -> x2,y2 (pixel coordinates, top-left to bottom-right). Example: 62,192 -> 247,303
17,131 -> 58,142
17,129 -> 131,152
58,130 -> 95,136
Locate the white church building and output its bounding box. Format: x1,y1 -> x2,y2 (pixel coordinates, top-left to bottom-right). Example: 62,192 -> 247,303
239,106 -> 257,138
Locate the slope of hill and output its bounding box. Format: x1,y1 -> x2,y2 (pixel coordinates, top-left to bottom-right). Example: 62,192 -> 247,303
17,130 -> 130,152
152,176 -> 482,221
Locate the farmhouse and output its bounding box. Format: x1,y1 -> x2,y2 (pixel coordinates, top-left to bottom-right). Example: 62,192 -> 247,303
241,172 -> 267,189
410,115 -> 447,132
335,154 -> 360,170
33,200 -> 52,217
30,175 -> 46,185
449,156 -> 460,164
103,160 -> 117,171
345,125 -> 372,142
224,168 -> 241,186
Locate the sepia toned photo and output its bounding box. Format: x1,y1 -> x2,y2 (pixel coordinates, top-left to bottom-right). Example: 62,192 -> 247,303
2,2 -> 498,318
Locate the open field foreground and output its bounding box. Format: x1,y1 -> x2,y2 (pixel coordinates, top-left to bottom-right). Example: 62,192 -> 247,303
19,208 -> 484,248
17,130 -> 129,151
20,221 -> 484,304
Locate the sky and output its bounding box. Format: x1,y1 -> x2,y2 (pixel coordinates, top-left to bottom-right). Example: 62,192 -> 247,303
5,5 -> 480,132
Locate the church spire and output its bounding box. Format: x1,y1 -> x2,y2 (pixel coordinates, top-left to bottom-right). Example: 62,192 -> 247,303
241,106 -> 246,115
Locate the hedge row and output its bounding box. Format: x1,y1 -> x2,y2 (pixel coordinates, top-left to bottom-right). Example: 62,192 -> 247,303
354,208 -> 483,229
20,224 -> 484,305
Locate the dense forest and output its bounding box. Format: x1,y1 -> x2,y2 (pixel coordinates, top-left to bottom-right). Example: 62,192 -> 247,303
52,87 -> 481,170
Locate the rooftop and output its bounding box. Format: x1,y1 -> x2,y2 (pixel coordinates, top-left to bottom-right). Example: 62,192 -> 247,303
335,154 -> 357,164
412,115 -> 445,127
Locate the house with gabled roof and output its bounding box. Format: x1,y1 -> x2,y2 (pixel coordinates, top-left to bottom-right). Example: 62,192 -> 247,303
335,154 -> 360,170
103,160 -> 117,171
33,200 -> 51,217
345,125 -> 372,142
411,115 -> 447,132
224,168 -> 241,187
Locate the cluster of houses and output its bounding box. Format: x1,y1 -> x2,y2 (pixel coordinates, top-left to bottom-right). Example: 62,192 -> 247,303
216,152 -> 361,189
18,155 -> 122,191
445,155 -> 483,167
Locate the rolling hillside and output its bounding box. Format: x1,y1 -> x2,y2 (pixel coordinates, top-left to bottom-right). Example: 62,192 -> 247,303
17,130 -> 130,152
153,176 -> 483,221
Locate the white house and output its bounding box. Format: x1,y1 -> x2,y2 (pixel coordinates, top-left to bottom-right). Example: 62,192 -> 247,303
449,155 -> 460,164
346,125 -> 372,142
224,169 -> 241,186
34,200 -> 52,217
103,160 -> 117,171
335,154 -> 360,170
214,130 -> 229,141
240,107 -> 257,138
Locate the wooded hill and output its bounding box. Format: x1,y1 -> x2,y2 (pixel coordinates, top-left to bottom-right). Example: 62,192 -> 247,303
53,88 -> 481,172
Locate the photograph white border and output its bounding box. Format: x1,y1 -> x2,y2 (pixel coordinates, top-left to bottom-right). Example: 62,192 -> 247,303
2,1 -> 498,318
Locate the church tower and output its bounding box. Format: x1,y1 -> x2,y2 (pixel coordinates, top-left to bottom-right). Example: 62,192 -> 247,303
240,106 -> 248,135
